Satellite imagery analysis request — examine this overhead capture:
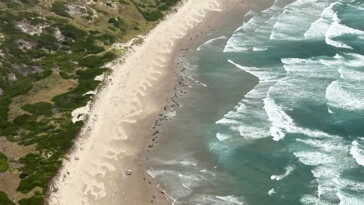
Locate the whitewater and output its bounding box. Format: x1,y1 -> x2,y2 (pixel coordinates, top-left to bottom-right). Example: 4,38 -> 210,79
143,0 -> 364,204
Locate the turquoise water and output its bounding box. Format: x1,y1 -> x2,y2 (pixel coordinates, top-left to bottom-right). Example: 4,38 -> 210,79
145,0 -> 364,204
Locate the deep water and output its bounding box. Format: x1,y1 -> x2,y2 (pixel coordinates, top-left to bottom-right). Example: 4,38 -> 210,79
145,0 -> 364,204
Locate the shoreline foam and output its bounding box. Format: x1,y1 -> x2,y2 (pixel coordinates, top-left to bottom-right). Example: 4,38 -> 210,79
47,0 -> 242,204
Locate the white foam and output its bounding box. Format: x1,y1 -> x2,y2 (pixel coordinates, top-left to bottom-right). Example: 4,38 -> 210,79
338,67 -> 364,82
147,169 -> 173,178
335,177 -> 364,192
185,194 -> 241,205
216,118 -> 241,125
197,35 -> 227,51
296,138 -> 344,153
215,86 -> 273,141
325,22 -> 354,49
304,3 -> 336,39
281,57 -> 337,81
243,10 -> 257,21
226,58 -> 340,142
270,166 -> 294,181
209,140 -> 232,157
253,47 -> 268,51
345,53 -> 364,67
337,191 -> 364,205
300,194 -> 319,205
178,173 -> 202,190
228,59 -> 284,81
293,136 -> 359,205
216,133 -> 233,141
326,81 -> 364,111
350,138 -> 364,167
270,0 -> 329,40
325,11 -> 364,49
218,2 -> 364,204
264,97 -> 294,141
151,158 -> 198,167
216,195 -> 244,205
311,166 -> 341,179
238,125 -> 270,140
226,13 -> 279,52
294,152 -> 336,166
180,160 -> 198,166
268,188 -> 276,196
224,0 -> 287,53
147,169 -> 203,200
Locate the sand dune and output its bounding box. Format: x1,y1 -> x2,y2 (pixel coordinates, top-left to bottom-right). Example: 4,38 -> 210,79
47,0 -> 240,204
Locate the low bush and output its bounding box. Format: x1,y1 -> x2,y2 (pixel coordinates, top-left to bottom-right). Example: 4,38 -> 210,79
0,192 -> 15,205
0,152 -> 9,172
19,194 -> 43,205
51,2 -> 71,18
20,0 -> 39,7
21,102 -> 53,116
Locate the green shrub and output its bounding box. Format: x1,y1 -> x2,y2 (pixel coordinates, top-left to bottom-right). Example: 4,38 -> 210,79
21,102 -> 53,116
36,34 -> 59,50
4,78 -> 33,97
108,17 -> 126,29
20,0 -> 39,6
78,52 -> 115,68
0,96 -> 11,123
2,0 -> 21,8
52,80 -> 98,109
17,120 -> 82,193
130,0 -> 163,21
59,71 -> 77,79
0,192 -> 15,205
13,114 -> 33,126
0,152 -> 9,172
158,5 -> 169,11
71,37 -> 105,54
76,67 -> 107,80
19,194 -> 43,205
59,24 -> 87,40
51,2 -> 71,18
143,10 -> 163,21
52,91 -> 88,109
96,34 -> 116,45
17,153 -> 60,193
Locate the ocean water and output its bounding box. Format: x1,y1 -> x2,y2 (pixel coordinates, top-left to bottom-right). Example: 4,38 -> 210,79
144,0 -> 364,204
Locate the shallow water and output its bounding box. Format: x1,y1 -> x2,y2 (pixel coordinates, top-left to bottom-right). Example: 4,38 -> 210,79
145,0 -> 364,204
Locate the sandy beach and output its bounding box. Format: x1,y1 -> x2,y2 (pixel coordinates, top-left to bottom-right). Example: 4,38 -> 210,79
47,0 -> 246,204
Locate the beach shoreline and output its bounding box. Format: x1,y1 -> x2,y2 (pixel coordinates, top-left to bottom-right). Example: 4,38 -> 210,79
46,0 -> 246,204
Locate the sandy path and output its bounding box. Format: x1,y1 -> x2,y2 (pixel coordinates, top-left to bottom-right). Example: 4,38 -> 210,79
47,0 -> 241,204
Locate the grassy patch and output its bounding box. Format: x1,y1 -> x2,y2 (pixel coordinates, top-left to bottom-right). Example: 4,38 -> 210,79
8,72 -> 77,121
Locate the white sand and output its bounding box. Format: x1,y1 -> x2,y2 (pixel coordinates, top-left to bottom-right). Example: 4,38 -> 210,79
47,0 -> 241,204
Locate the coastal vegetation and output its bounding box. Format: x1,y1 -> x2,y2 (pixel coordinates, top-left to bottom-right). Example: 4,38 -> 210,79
0,153 -> 9,172
0,0 -> 179,204
0,191 -> 15,205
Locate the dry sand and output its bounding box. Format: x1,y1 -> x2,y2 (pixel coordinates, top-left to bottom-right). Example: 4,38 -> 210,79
47,0 -> 245,204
